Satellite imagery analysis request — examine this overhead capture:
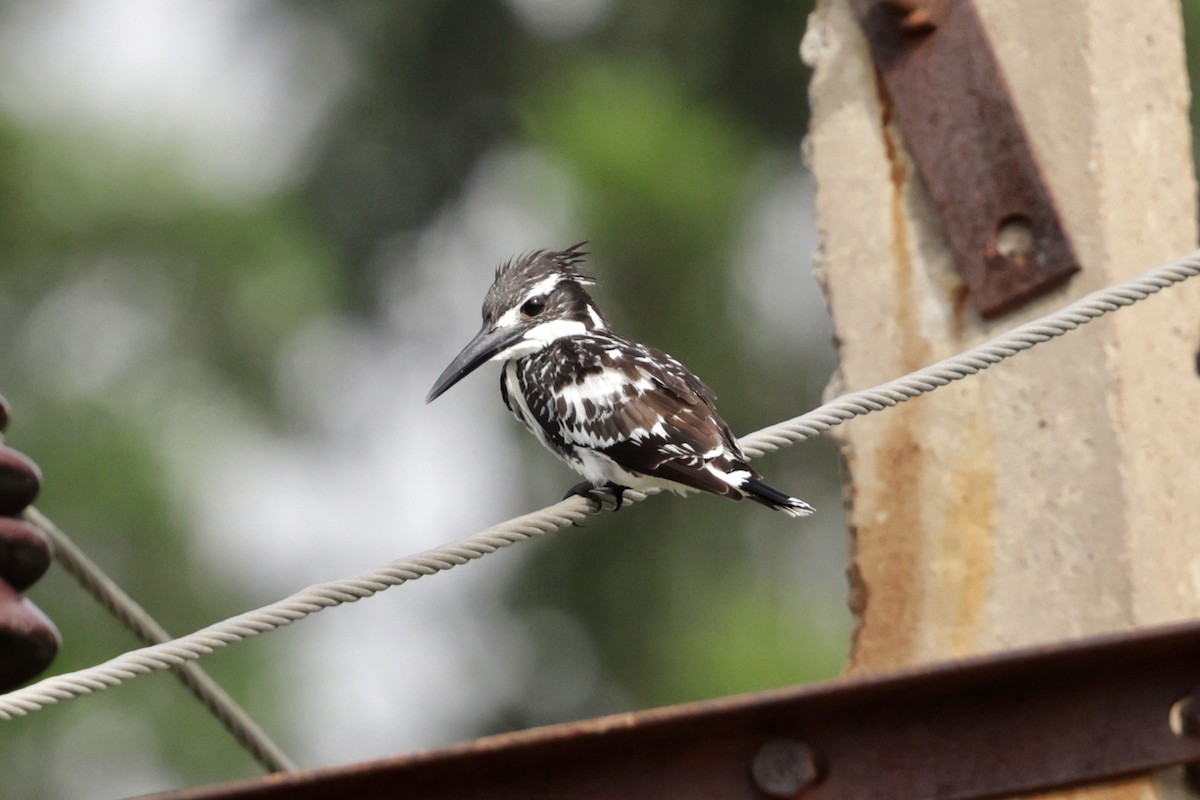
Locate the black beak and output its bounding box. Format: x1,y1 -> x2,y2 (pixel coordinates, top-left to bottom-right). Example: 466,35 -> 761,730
426,322 -> 527,403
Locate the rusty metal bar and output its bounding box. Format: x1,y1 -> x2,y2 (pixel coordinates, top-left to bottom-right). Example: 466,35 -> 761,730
851,0 -> 1081,318
145,619 -> 1200,800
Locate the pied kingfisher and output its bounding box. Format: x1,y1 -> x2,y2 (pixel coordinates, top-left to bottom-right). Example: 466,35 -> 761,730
426,245 -> 813,517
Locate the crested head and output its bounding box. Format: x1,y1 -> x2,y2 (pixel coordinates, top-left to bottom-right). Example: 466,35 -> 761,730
425,243 -> 611,403
482,243 -> 609,340
492,242 -> 593,294
484,243 -> 596,321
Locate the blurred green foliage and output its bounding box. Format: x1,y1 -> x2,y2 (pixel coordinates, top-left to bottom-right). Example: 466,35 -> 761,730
24,0 -> 1200,795
1183,0 -> 1200,171
0,116 -> 341,790
0,0 -> 837,791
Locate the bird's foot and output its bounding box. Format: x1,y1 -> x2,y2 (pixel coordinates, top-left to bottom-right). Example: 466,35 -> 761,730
607,482 -> 627,512
563,481 -> 628,513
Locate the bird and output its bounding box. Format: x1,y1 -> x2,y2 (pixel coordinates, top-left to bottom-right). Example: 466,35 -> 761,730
425,244 -> 813,517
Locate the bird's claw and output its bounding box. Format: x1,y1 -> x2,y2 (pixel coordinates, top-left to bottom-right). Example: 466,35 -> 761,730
563,481 -> 627,514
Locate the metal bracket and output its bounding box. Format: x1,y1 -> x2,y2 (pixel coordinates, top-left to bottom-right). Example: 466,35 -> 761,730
148,619 -> 1200,800
850,0 -> 1081,319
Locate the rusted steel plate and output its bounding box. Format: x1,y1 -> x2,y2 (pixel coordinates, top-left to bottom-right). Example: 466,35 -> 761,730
851,0 -> 1081,318
145,620 -> 1200,800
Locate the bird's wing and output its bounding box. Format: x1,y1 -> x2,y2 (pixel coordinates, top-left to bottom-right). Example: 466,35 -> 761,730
526,337 -> 752,497
613,344 -> 753,497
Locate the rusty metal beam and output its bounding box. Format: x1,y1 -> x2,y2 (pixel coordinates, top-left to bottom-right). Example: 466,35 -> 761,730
145,619 -> 1200,800
851,0 -> 1081,318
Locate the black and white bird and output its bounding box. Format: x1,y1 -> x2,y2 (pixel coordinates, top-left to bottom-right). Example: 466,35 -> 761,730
426,245 -> 813,517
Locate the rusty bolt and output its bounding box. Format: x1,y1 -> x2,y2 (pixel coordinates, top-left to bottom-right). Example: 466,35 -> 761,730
0,447 -> 41,516
750,739 -> 821,798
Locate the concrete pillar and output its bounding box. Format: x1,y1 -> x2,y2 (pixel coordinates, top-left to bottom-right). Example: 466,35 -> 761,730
805,1 -> 1199,792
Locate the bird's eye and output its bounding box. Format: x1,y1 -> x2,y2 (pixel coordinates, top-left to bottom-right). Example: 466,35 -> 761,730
521,296 -> 546,317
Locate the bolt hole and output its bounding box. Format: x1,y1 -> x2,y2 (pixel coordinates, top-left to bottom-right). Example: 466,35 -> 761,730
1170,694 -> 1200,737
995,214 -> 1035,260
1170,693 -> 1200,793
1170,696 -> 1188,736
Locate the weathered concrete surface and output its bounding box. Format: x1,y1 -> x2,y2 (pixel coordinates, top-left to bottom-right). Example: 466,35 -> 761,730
804,0 -> 1200,706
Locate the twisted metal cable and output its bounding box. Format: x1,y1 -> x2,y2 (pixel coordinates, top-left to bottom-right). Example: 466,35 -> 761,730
27,508 -> 296,773
2,248 -> 1197,723
740,252 -> 1200,458
1,503 -> 593,720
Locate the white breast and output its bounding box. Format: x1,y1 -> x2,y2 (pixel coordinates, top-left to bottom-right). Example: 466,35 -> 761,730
504,361 -> 544,445
570,447 -> 693,497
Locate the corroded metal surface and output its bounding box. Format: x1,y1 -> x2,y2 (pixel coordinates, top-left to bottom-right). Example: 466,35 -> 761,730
851,0 -> 1080,318
143,620 -> 1200,800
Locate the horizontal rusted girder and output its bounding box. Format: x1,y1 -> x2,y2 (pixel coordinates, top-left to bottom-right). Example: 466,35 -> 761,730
146,620 -> 1200,800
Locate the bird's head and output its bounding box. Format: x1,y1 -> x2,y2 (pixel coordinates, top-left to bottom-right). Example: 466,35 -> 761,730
426,243 -> 608,402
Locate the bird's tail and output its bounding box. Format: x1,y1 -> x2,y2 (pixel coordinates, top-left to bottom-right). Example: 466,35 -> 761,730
741,476 -> 814,518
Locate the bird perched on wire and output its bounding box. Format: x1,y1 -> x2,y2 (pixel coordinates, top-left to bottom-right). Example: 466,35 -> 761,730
426,244 -> 812,517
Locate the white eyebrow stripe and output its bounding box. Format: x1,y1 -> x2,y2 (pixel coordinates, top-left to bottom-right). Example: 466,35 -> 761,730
495,273 -> 565,328
522,274 -> 562,304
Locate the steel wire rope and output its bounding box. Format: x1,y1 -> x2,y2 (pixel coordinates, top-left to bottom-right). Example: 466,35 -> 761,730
0,423 -> 296,771
2,247 -> 1198,724
26,508 -> 297,772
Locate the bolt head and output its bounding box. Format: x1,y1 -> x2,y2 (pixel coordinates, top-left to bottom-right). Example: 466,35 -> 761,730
750,738 -> 821,798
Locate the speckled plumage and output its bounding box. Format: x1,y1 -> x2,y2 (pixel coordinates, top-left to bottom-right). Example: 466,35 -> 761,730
429,245 -> 812,517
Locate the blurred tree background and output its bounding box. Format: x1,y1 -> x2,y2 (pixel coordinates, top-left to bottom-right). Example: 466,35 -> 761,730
4,0 -> 1195,797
